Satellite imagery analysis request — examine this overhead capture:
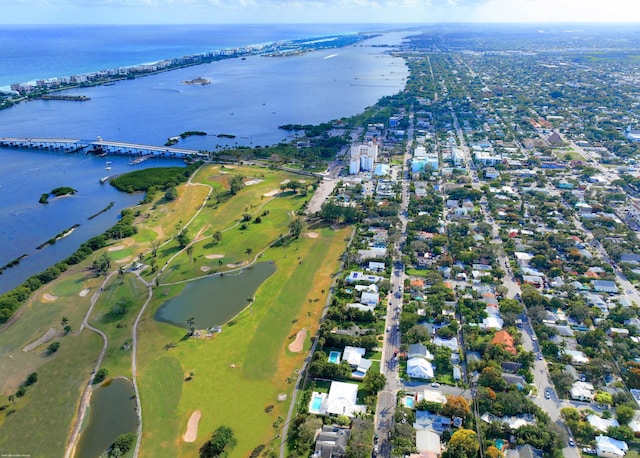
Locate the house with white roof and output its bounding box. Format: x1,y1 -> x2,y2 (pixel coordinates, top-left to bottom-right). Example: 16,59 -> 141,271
588,414 -> 619,432
346,303 -> 376,313
571,381 -> 595,402
595,435 -> 628,457
481,306 -> 504,330
322,381 -> 367,417
407,357 -> 434,379
346,271 -> 383,284
342,346 -> 372,379
564,349 -> 590,365
433,336 -> 459,352
360,291 -> 380,306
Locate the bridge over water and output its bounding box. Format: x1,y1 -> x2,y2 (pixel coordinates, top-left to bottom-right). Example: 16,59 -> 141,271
0,137 -> 207,160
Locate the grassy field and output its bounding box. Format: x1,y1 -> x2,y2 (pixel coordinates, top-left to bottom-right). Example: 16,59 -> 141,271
131,171 -> 349,456
0,163 -> 349,457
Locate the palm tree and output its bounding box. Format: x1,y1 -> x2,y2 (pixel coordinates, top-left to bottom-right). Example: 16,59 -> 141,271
245,247 -> 253,259
186,245 -> 194,264
187,316 -> 196,336
247,296 -> 254,315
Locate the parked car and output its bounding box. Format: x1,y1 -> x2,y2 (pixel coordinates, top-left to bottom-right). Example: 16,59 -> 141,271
544,390 -> 551,400
582,448 -> 596,455
431,382 -> 440,388
568,438 -> 575,447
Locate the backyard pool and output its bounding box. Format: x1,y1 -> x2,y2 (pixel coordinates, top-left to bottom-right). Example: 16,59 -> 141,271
405,396 -> 415,408
328,351 -> 341,364
309,392 -> 326,414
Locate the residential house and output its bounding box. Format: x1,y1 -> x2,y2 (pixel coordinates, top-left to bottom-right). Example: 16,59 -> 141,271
571,381 -> 595,402
502,373 -> 527,388
408,358 -> 434,379
588,414 -> 619,433
414,411 -> 452,434
346,303 -> 376,313
312,426 -> 350,458
360,291 -> 380,306
491,330 -> 517,355
342,346 -> 372,379
593,280 -> 619,294
481,306 -> 504,330
321,381 -> 367,417
620,253 -> 640,265
368,261 -> 386,272
346,271 -> 383,284
595,434 -> 628,457
433,336 -> 459,352
564,349 -> 590,365
505,444 -> 543,458
501,361 -> 523,374
409,343 -> 434,360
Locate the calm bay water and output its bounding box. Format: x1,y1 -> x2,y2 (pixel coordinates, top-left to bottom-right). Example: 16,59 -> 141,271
0,26 -> 410,294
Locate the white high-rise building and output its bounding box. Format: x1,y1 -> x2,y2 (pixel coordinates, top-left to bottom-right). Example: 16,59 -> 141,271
349,142 -> 379,174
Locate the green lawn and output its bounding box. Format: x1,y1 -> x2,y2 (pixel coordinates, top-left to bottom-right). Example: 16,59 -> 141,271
0,331 -> 102,457
0,163 -> 348,458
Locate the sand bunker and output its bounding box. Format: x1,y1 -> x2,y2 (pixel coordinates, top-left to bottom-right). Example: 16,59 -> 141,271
79,289 -> 90,297
245,179 -> 263,186
42,293 -> 58,302
305,232 -> 320,239
108,245 -> 125,252
280,179 -> 290,185
288,329 -> 307,353
263,189 -> 280,197
205,254 -> 224,259
182,410 -> 202,443
200,266 -> 211,272
227,261 -> 248,268
23,328 -> 57,352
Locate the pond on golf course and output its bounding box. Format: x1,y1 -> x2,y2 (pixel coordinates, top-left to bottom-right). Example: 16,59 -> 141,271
154,261 -> 277,329
75,377 -> 137,458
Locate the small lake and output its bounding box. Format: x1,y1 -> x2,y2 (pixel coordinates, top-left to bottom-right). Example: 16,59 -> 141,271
154,261 -> 277,329
75,377 -> 138,458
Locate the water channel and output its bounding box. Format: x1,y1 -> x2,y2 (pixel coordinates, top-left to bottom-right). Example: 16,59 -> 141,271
75,377 -> 138,458
154,261 -> 277,329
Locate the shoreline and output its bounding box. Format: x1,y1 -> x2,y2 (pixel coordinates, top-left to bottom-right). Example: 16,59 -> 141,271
2,32 -> 374,110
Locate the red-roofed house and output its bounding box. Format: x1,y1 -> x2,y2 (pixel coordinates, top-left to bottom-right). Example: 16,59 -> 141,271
491,330 -> 517,355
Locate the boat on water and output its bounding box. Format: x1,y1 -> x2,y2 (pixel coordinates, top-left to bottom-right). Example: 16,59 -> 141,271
105,161 -> 112,170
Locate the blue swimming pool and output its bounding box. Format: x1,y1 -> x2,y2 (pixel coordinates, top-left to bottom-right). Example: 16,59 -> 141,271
311,395 -> 323,411
328,351 -> 341,364
405,396 -> 415,408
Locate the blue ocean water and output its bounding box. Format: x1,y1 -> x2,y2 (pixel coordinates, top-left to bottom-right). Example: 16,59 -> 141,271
0,25 -> 411,294
0,24 -> 401,88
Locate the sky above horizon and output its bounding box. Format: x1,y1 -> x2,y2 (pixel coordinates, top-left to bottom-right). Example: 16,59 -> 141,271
0,0 -> 638,25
